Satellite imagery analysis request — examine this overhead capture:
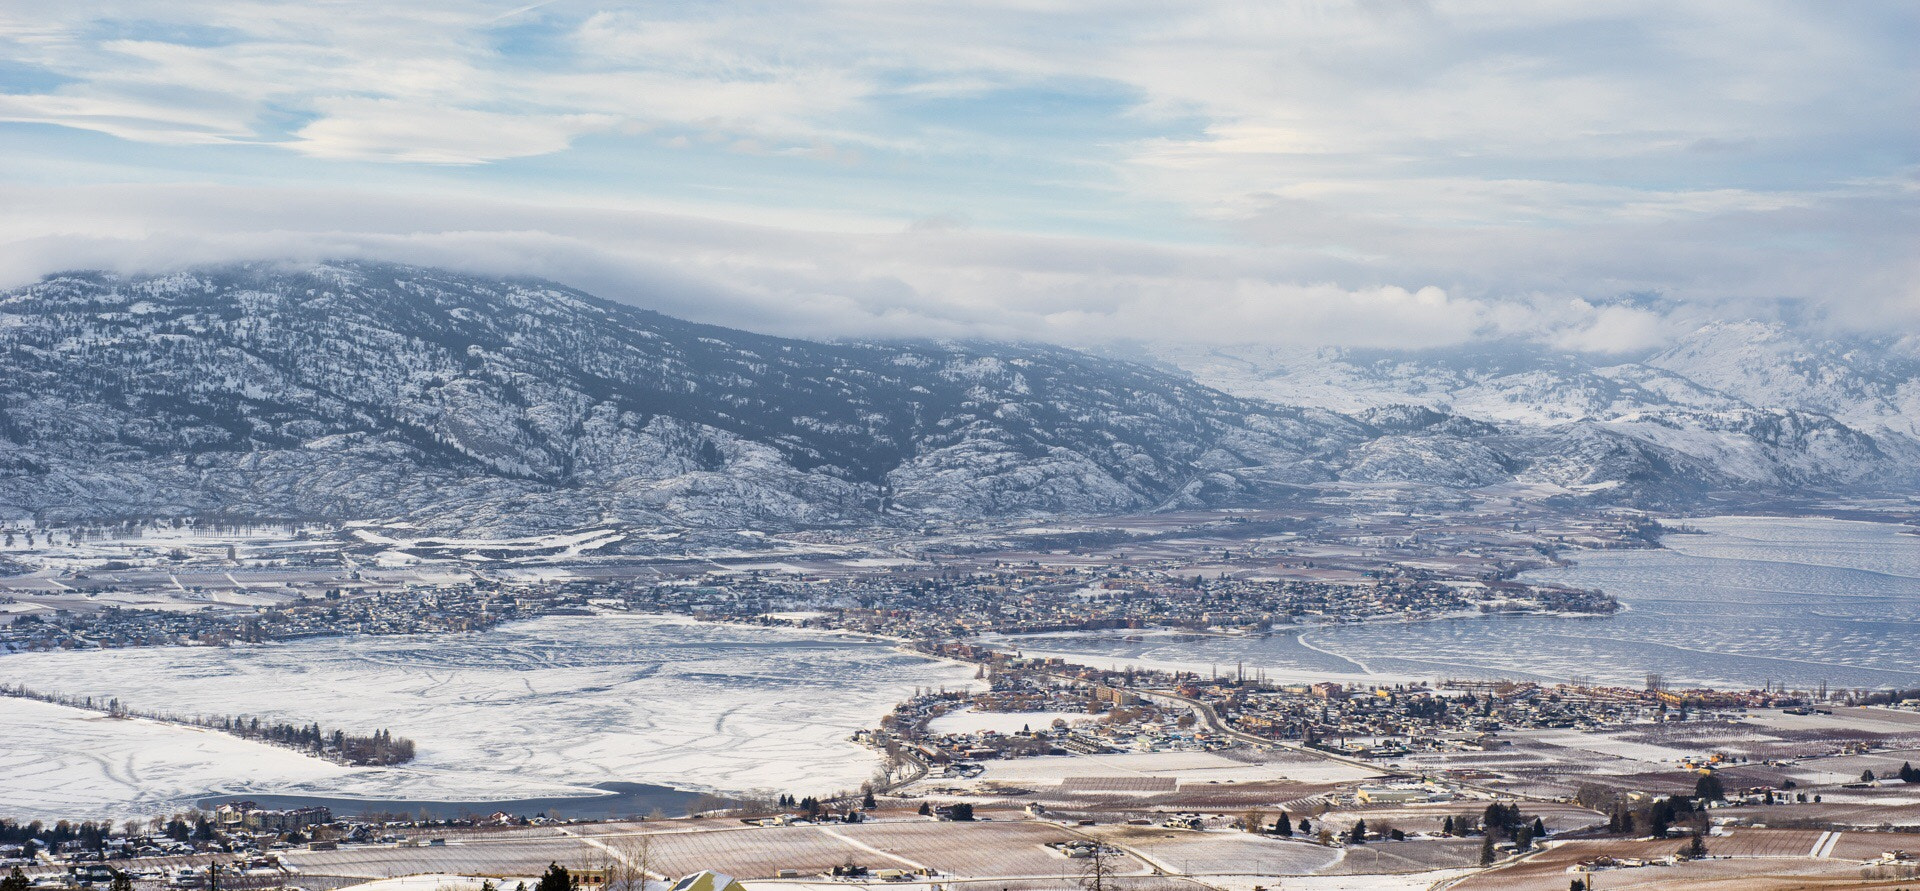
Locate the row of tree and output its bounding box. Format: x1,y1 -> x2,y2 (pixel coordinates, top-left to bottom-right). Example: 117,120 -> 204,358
217,717 -> 415,766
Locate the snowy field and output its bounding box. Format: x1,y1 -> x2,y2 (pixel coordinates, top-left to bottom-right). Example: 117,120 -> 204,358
946,749 -> 1375,787
990,628 -> 1426,688
0,615 -> 980,818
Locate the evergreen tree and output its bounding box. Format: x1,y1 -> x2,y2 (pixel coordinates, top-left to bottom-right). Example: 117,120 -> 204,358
1276,811 -> 1292,838
1649,801 -> 1674,838
1442,815 -> 1455,836
1348,820 -> 1366,844
2,868 -> 31,891
1900,762 -> 1919,783
1479,835 -> 1495,866
862,791 -> 877,809
536,863 -> 575,891
1531,816 -> 1547,838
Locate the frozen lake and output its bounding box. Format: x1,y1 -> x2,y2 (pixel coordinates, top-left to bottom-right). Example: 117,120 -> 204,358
0,614 -> 978,819
1003,516 -> 1920,692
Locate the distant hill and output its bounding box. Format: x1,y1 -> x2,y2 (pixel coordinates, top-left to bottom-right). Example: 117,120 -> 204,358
1146,329 -> 1920,498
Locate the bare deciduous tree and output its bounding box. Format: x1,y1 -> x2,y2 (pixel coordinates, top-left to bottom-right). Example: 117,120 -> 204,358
1080,842 -> 1118,891
591,832 -> 656,891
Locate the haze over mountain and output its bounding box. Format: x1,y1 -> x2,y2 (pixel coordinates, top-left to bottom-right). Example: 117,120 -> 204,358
0,262 -> 1912,534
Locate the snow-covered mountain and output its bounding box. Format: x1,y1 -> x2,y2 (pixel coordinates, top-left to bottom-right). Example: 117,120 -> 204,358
1645,321 -> 1920,442
0,262 -> 1362,532
1146,329 -> 1920,495
0,262 -> 1908,532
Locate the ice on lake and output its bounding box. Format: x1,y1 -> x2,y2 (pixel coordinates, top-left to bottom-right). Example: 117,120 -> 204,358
0,696 -> 356,821
0,614 -> 979,818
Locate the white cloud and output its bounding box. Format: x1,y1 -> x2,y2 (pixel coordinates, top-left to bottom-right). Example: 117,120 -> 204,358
6,180 -> 1874,355
0,1 -> 1912,352
288,100 -> 617,164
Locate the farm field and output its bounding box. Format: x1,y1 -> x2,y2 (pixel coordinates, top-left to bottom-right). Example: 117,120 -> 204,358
956,749 -> 1376,788
1314,838 -> 1485,874
1448,828 -> 1920,891
289,818 -> 1150,885
1464,858 -> 1919,891
1315,801 -> 1602,837
286,834 -> 600,880
831,820 -> 1120,878
612,825 -> 887,878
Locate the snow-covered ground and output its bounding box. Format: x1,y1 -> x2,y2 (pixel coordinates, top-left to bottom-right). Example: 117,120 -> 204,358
0,615 -> 981,818
924,708 -> 1090,735
0,521 -> 327,573
0,696 -> 354,820
948,749 -> 1376,787
1253,868 -> 1478,891
335,875 -> 541,891
987,628 -> 1422,688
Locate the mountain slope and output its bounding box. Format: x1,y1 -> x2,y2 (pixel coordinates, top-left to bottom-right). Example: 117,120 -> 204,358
1144,333 -> 1920,495
1645,321 -> 1920,441
2,263 -> 1907,533
0,262 -> 1357,531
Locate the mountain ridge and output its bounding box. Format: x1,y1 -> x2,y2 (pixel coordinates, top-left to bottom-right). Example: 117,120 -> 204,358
1,262 -> 1910,533
0,262 -> 1353,532
1146,330 -> 1920,494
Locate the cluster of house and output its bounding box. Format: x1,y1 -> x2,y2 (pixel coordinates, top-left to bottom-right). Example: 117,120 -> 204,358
208,803 -> 332,833
679,560 -> 1611,643
877,678 -> 1229,768
0,803 -> 580,889
1214,679 -> 1802,758
880,642 -> 1828,775
0,581 -> 596,652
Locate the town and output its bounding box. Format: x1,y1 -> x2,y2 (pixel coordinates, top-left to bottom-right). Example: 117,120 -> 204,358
7,508 -> 1920,890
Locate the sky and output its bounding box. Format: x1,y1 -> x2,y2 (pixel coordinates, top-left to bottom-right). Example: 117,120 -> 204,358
0,1 -> 1915,352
